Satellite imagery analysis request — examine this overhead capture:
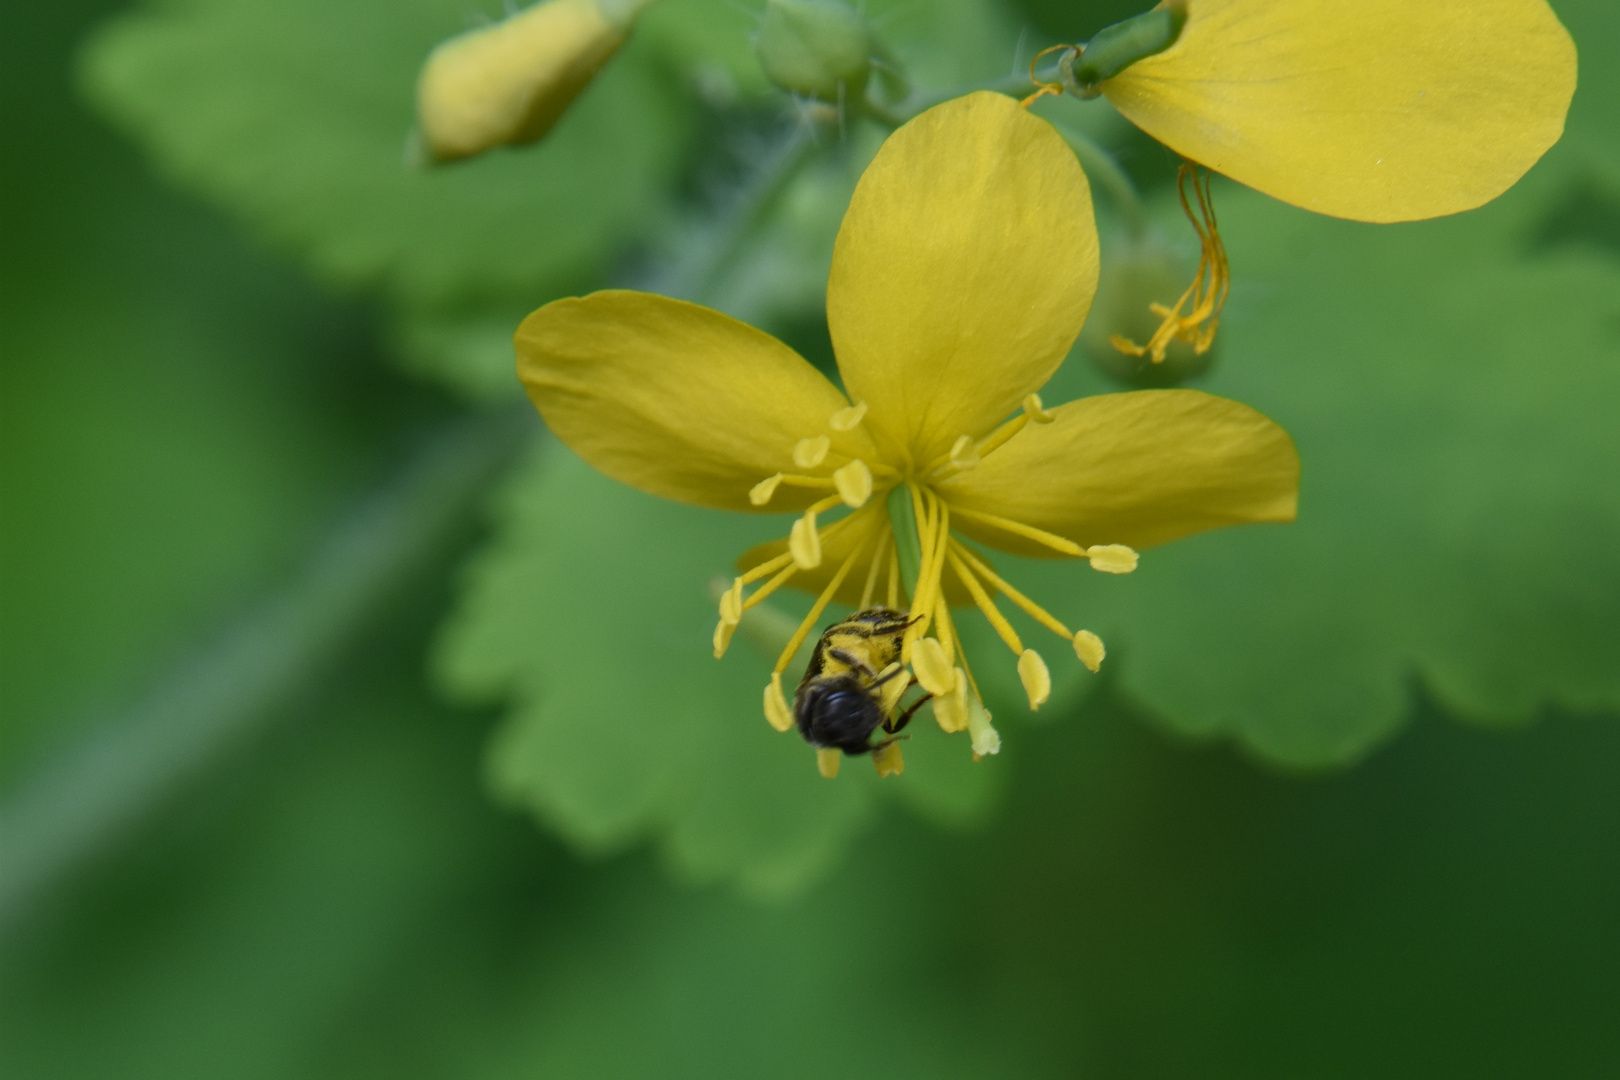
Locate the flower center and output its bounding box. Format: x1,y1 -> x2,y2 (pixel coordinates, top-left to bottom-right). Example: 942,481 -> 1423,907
715,396 -> 1137,769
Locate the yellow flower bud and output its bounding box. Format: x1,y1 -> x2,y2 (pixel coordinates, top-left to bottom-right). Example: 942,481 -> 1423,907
415,0 -> 642,164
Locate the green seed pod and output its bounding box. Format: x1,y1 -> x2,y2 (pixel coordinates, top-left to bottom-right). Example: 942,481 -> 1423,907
754,0 -> 871,104
1081,232 -> 1216,388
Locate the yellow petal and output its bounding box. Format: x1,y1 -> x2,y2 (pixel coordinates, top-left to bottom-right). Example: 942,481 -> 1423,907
1102,0 -> 1577,222
518,291 -> 876,512
826,92 -> 1099,463
816,747 -> 842,779
941,390 -> 1298,555
416,0 -> 628,163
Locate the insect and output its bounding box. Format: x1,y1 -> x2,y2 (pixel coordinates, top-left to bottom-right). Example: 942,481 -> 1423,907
794,608 -> 933,756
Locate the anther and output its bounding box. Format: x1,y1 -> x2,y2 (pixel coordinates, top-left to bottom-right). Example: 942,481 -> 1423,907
932,667 -> 969,733
829,401 -> 868,431
750,474 -> 784,506
764,672 -> 793,732
1017,648 -> 1051,709
949,434 -> 981,470
816,747 -> 842,779
713,618 -> 736,659
872,742 -> 904,777
876,662 -> 909,714
1023,393 -> 1056,423
909,637 -> 955,696
833,459 -> 872,508
719,579 -> 743,624
1086,544 -> 1138,574
789,510 -> 822,569
1074,630 -> 1106,673
967,695 -> 1000,757
793,435 -> 831,469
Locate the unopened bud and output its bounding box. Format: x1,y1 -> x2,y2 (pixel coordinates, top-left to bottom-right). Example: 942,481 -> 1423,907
754,0 -> 871,104
1080,232 -> 1216,386
415,0 -> 643,164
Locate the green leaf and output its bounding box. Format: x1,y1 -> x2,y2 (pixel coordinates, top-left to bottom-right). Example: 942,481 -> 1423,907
1026,174 -> 1620,766
78,0 -> 696,397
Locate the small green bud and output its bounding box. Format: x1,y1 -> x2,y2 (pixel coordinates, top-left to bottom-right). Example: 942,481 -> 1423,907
755,0 -> 871,104
1061,2 -> 1187,98
1081,233 -> 1216,388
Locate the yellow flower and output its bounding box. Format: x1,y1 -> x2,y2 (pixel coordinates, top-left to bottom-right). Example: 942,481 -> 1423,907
515,92 -> 1299,768
1098,0 -> 1577,224
415,0 -> 652,164
1039,0 -> 1576,367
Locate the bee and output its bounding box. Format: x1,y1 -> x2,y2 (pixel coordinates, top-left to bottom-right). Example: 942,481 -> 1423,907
794,608 -> 933,756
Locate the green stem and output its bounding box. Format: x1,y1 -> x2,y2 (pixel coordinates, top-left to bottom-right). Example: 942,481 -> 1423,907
886,484 -> 923,603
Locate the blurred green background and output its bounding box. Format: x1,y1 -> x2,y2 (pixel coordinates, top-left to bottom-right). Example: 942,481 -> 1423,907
4,0 -> 1619,1075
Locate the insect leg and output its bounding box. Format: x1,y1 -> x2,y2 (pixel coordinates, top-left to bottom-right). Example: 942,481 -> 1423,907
884,691 -> 934,735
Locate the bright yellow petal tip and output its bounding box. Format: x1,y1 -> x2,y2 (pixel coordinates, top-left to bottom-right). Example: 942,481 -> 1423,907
872,742 -> 904,778
1074,630 -> 1106,673
1018,649 -> 1051,709
1102,0 -> 1578,222
765,673 -> 793,733
816,747 -> 842,779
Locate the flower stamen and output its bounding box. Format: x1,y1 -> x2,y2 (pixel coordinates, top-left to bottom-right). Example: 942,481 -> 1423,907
858,530 -> 890,610
1021,43 -> 1078,108
793,435 -> 831,468
789,493 -> 845,568
1110,162 -> 1230,364
1016,649 -> 1051,709
749,474 -> 784,506
772,536 -> 871,675
1086,543 -> 1139,573
949,541 -> 1070,639
828,401 -> 868,431
902,487 -> 951,656
951,540 -> 1108,674
832,459 -> 873,507
948,505 -> 1085,556
947,548 -> 1024,655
